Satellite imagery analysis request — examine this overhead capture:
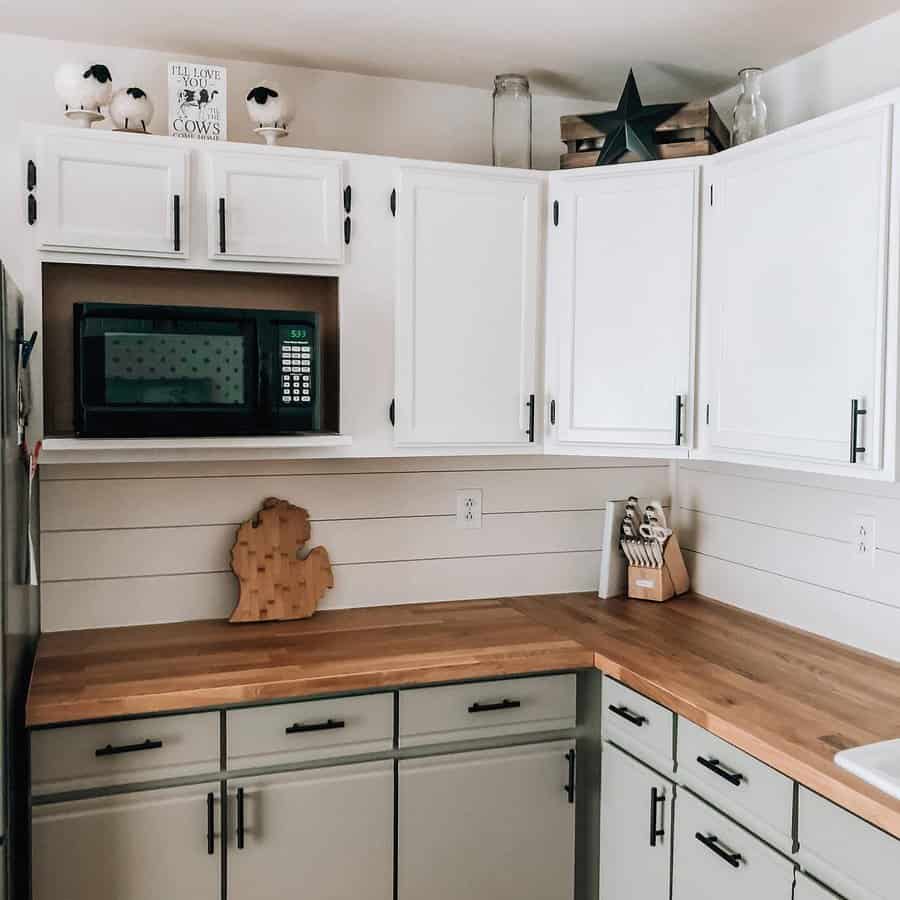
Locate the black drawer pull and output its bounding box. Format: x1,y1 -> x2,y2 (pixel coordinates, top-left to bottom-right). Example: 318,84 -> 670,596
218,197 -> 226,253
285,718 -> 345,735
649,786 -> 665,846
468,699 -> 521,714
236,787 -> 245,849
695,832 -> 743,869
96,738 -> 163,757
206,792 -> 215,855
608,704 -> 647,727
564,748 -> 576,803
697,756 -> 745,786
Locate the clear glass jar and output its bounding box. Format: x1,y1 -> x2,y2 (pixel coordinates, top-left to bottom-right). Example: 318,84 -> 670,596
732,67 -> 768,145
492,74 -> 532,168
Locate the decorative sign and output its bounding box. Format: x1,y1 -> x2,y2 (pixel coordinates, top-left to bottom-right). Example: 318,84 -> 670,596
168,62 -> 227,141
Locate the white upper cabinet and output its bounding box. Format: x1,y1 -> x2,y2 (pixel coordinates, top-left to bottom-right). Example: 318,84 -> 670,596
207,150 -> 345,263
546,161 -> 699,455
699,103 -> 897,477
393,166 -> 542,448
36,133 -> 189,257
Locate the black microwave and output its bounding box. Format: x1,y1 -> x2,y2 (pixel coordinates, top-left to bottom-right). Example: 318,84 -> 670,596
74,303 -> 323,437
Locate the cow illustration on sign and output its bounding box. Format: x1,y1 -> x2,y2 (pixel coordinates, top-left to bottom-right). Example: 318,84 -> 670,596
168,61 -> 227,140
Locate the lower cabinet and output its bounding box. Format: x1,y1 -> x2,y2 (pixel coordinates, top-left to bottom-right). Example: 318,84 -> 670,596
672,789 -> 795,900
227,760 -> 394,900
794,872 -> 843,900
398,741 -> 575,900
31,782 -> 222,900
599,742 -> 673,900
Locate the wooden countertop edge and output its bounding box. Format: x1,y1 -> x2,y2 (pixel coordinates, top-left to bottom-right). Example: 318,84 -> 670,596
596,653 -> 900,839
25,647 -> 596,728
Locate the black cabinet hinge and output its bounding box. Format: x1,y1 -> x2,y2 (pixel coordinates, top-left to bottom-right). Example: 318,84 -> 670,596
27,194 -> 37,226
343,185 -> 352,214
27,160 -> 36,192
390,189 -> 397,217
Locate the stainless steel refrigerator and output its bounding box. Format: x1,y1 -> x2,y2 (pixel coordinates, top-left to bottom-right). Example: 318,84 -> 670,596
0,264 -> 40,900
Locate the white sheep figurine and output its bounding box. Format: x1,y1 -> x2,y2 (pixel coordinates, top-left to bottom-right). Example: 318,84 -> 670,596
54,63 -> 113,118
109,87 -> 155,133
246,82 -> 294,140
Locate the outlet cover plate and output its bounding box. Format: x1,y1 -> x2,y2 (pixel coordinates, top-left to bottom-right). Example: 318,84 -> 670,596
852,514 -> 876,567
456,489 -> 483,529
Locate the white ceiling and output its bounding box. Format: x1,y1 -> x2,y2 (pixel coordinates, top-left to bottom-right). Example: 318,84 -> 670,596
3,0 -> 899,99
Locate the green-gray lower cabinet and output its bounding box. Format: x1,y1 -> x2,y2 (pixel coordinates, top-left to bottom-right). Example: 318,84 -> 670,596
672,790 -> 795,900
599,742 -> 673,900
397,741 -> 576,900
226,760 -> 394,900
32,782 -> 222,900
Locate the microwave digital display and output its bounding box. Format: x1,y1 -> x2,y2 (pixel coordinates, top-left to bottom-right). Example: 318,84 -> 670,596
75,303 -> 323,438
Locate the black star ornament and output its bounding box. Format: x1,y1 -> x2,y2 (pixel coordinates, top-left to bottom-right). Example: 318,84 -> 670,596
581,70 -> 686,165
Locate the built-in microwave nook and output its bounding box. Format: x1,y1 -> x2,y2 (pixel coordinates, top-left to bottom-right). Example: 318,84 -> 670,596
40,263 -> 341,438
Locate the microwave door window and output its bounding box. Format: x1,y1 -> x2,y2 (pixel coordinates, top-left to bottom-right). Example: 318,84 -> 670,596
105,332 -> 246,406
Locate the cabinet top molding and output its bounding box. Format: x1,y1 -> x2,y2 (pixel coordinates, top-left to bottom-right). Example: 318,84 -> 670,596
26,591 -> 900,841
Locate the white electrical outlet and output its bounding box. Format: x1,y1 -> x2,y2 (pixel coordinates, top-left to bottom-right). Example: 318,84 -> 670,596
852,515 -> 876,567
456,489 -> 483,529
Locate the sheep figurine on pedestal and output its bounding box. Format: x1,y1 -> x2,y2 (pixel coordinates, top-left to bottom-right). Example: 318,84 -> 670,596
246,82 -> 294,145
54,63 -> 113,127
109,87 -> 155,133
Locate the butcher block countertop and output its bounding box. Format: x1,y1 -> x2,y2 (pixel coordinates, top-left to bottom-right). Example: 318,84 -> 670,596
27,591 -> 900,839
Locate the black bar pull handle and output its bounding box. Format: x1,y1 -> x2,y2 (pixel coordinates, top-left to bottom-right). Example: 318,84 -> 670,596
695,832 -> 743,869
27,194 -> 36,226
468,699 -> 521,714
218,197 -> 226,253
390,188 -> 397,217
236,787 -> 245,849
96,738 -> 163,757
344,184 -> 352,214
850,398 -> 866,463
389,398 -> 395,427
344,216 -> 351,245
27,160 -> 37,191
526,394 -> 536,442
206,792 -> 215,855
608,704 -> 647,727
549,398 -> 556,427
674,394 -> 684,446
173,194 -> 181,252
564,749 -> 576,804
650,787 -> 665,846
285,718 -> 346,735
697,756 -> 744,787
553,200 -> 559,227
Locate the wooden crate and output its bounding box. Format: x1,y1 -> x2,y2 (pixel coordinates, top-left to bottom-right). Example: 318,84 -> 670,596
560,99 -> 729,169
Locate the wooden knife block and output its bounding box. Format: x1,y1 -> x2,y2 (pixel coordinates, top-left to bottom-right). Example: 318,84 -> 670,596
627,533 -> 690,603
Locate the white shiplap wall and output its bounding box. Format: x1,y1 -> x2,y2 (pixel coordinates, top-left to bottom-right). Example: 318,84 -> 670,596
39,457 -> 668,632
677,461 -> 900,662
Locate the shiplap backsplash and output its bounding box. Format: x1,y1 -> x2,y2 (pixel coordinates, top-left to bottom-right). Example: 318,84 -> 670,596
677,461 -> 900,662
39,456 -> 668,632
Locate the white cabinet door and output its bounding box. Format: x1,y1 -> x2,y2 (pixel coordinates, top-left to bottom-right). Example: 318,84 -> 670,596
32,783 -> 221,900
207,151 -> 344,263
794,873 -> 843,900
37,133 -> 189,256
398,741 -> 575,900
394,166 -> 541,447
701,105 -> 894,474
228,761 -> 393,900
599,743 -> 673,900
547,162 -> 699,452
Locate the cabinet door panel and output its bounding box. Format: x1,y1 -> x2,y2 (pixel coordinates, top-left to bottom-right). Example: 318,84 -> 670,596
705,106 -> 892,469
228,761 -> 393,900
209,152 -> 344,262
32,783 -> 220,900
398,741 -> 574,900
599,743 -> 672,900
394,167 -> 540,447
37,135 -> 188,256
549,164 -> 698,448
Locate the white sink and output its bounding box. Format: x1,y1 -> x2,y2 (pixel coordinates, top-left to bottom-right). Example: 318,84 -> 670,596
834,739 -> 900,801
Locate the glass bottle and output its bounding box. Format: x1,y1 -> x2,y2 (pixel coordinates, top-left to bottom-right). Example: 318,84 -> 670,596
492,74 -> 532,168
732,67 -> 768,145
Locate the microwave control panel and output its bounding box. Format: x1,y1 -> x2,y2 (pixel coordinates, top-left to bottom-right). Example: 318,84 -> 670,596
278,325 -> 315,406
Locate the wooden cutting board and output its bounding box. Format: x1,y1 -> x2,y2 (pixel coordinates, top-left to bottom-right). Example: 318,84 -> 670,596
230,498 -> 333,623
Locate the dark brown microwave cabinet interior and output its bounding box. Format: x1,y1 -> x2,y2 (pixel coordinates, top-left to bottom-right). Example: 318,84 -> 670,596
41,263 -> 341,437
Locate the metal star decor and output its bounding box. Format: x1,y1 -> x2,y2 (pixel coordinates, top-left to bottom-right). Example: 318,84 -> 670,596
580,70 -> 686,165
